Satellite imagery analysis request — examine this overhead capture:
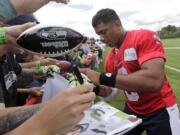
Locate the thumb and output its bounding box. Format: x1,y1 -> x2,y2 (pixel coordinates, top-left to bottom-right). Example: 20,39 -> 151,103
20,22 -> 37,32
5,22 -> 37,41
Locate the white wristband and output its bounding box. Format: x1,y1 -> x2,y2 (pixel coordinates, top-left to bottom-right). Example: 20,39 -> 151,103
99,87 -> 120,101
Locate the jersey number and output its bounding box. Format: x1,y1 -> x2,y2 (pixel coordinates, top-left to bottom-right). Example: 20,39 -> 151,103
118,67 -> 139,101
125,91 -> 139,101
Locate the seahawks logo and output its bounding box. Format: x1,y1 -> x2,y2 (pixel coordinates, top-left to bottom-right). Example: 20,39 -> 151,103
38,30 -> 67,40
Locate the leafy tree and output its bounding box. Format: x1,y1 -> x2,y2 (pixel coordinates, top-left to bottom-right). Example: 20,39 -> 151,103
159,25 -> 180,39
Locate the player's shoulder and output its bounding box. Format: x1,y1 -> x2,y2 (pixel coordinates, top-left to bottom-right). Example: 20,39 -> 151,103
129,29 -> 155,36
127,29 -> 157,43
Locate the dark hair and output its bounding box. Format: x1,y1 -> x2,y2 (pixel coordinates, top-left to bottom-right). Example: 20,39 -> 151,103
92,8 -> 120,27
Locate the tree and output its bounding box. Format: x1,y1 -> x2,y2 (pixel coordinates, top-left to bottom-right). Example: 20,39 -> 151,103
159,25 -> 180,39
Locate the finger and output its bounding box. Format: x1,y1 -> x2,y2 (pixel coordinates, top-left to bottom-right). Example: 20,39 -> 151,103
20,22 -> 37,32
36,91 -> 43,96
75,102 -> 93,114
75,84 -> 94,94
79,68 -> 88,74
77,92 -> 96,104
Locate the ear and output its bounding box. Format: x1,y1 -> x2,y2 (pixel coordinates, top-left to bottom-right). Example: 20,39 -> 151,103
114,20 -> 121,27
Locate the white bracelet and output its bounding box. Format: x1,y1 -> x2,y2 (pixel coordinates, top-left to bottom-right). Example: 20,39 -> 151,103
99,87 -> 120,101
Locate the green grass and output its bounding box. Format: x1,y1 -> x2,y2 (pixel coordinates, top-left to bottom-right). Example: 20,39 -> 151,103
163,38 -> 180,69
165,49 -> 180,69
97,38 -> 180,135
162,38 -> 180,109
162,38 -> 180,47
165,68 -> 180,108
96,47 -> 110,72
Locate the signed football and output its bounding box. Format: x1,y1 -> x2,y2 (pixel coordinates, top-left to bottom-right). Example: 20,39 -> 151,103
16,24 -> 86,57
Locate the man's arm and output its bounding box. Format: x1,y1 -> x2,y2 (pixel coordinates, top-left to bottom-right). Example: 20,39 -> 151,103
80,58 -> 165,93
3,84 -> 95,135
0,0 -> 69,21
0,0 -> 49,21
20,58 -> 62,68
11,0 -> 69,16
115,58 -> 165,92
10,0 -> 49,16
0,104 -> 43,134
17,87 -> 43,97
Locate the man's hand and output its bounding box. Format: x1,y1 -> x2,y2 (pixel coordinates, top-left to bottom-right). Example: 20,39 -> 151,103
17,87 -> 43,97
41,58 -> 62,66
35,65 -> 60,76
32,84 -> 96,135
79,68 -> 101,85
5,22 -> 37,45
23,49 -> 45,61
80,55 -> 92,65
28,87 -> 43,97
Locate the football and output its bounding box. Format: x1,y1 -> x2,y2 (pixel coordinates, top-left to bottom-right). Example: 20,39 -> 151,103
58,60 -> 72,72
16,24 -> 86,57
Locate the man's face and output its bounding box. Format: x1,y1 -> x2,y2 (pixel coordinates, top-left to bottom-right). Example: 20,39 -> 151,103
94,21 -> 119,47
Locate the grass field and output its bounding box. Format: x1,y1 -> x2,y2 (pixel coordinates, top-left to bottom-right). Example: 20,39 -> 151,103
97,38 -> 180,135
163,38 -> 180,109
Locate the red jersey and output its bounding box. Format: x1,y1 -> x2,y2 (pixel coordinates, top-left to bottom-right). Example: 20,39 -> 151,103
104,29 -> 176,115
